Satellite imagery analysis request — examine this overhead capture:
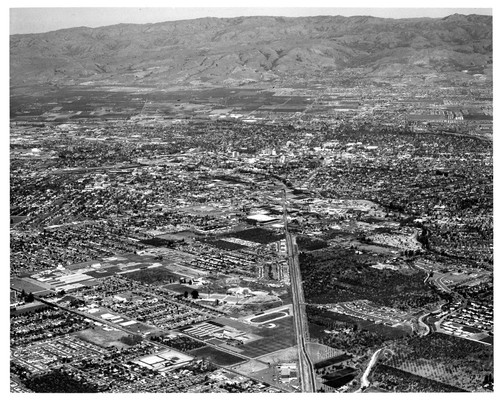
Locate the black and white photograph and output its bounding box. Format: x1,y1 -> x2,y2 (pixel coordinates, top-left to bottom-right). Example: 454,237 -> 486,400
8,1 -> 495,394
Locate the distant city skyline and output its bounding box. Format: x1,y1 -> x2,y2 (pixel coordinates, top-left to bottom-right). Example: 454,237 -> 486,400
10,3 -> 493,35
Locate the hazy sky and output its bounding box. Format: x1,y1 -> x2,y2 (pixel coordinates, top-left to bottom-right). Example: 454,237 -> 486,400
9,1 -> 494,35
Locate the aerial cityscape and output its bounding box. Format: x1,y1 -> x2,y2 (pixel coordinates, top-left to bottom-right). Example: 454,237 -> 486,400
9,7 -> 493,394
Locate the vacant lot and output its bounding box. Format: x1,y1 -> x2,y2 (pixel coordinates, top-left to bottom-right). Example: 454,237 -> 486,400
190,346 -> 246,366
124,266 -> 181,285
75,327 -> 131,349
258,346 -> 298,365
231,359 -> 269,375
10,278 -> 50,294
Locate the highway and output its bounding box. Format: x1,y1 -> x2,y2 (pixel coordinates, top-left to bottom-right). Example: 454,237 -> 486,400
282,188 -> 317,393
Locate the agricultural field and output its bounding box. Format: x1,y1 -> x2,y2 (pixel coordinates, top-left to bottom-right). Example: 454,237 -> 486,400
306,305 -> 412,358
322,367 -> 357,389
10,278 -> 52,295
386,354 -> 486,392
10,85 -> 315,122
306,343 -> 345,365
384,332 -> 493,392
371,364 -> 467,393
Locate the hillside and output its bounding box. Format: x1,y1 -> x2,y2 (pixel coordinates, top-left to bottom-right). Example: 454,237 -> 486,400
10,14 -> 492,88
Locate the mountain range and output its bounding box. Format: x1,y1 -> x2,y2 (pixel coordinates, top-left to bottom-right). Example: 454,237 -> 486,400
10,14 -> 492,88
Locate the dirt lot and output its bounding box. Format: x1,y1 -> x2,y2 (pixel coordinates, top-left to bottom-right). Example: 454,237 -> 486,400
75,327 -> 131,349
258,346 -> 298,365
231,359 -> 269,375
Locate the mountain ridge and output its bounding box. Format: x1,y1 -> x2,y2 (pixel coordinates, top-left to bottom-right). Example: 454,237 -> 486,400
10,14 -> 492,87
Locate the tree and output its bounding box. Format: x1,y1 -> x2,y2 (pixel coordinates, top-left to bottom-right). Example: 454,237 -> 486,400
183,291 -> 189,298
191,290 -> 199,299
25,292 -> 35,303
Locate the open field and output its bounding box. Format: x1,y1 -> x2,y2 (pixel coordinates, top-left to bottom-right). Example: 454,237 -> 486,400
75,327 -> 132,349
10,215 -> 28,225
213,317 -> 260,332
258,346 -> 298,365
237,316 -> 296,358
231,359 -> 269,375
190,346 -> 246,366
10,277 -> 51,294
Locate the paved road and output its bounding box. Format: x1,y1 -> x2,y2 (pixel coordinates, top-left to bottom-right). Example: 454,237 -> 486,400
357,348 -> 383,392
417,313 -> 431,336
282,188 -> 316,393
33,295 -> 291,392
412,261 -> 451,293
434,275 -> 452,293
